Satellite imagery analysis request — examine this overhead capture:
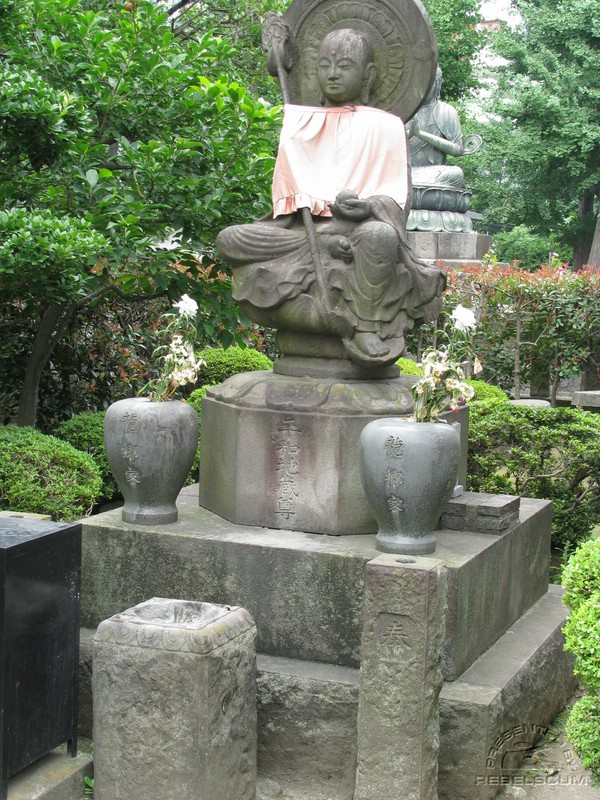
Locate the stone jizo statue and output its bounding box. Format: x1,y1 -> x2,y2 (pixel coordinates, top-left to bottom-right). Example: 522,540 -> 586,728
217,14 -> 445,373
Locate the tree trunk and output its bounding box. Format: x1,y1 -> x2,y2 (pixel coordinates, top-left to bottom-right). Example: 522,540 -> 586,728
16,303 -> 76,427
588,210 -> 600,268
572,190 -> 595,270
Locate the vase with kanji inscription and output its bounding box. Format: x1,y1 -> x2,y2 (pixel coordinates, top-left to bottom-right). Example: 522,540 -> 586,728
359,417 -> 460,554
104,397 -> 198,525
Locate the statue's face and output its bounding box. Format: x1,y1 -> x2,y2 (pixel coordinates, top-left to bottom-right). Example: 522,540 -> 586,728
317,33 -> 374,105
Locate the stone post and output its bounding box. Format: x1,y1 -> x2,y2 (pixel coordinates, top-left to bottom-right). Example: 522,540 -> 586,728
93,598 -> 257,800
354,555 -> 447,800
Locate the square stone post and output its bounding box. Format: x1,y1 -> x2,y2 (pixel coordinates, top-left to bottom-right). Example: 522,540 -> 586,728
354,555 -> 447,800
93,598 -> 257,800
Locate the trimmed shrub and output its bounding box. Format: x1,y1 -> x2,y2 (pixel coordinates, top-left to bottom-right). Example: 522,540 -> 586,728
396,356 -> 423,376
563,539 -> 600,613
563,592 -> 600,693
0,426 -> 102,520
54,411 -> 118,502
565,694 -> 600,781
186,385 -> 216,485
563,540 -> 600,781
467,401 -> 600,550
195,347 -> 272,386
466,380 -> 508,403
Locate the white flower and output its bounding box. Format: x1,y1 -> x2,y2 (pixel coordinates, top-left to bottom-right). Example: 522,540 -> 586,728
173,294 -> 198,318
451,304 -> 476,332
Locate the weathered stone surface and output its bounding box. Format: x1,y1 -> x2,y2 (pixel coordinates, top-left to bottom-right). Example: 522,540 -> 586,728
441,492 -> 520,534
199,372 -> 415,535
442,497 -> 552,680
354,555 -> 447,800
7,741 -> 93,800
81,493 -> 551,676
572,390 -> 600,410
439,587 -> 577,800
93,598 -> 257,800
77,628 -> 94,739
257,655 -> 358,800
407,230 -> 492,260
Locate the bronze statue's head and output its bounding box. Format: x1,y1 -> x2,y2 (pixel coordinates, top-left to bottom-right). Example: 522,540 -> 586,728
317,29 -> 376,106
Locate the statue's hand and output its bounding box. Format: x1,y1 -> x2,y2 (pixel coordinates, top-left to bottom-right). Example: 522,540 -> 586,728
330,191 -> 371,221
406,117 -> 420,138
328,235 -> 353,263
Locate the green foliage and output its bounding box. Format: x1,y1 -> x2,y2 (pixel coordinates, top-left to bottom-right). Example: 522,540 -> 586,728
465,0 -> 600,264
417,263 -> 600,404
467,401 -> 600,551
186,385 -> 217,485
563,592 -> 600,692
563,539 -> 600,613
0,0 -> 282,425
195,347 -> 272,386
83,775 -> 94,797
562,538 -> 600,780
396,357 -> 423,376
565,694 -> 600,781
54,411 -> 117,503
466,380 -> 508,402
0,425 -> 102,519
422,0 -> 485,101
492,225 -> 568,272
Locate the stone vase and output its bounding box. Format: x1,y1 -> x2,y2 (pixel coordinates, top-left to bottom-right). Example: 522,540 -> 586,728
359,417 -> 460,554
104,397 -> 198,525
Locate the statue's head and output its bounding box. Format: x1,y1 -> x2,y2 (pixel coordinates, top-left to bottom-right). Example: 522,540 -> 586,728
317,29 -> 377,106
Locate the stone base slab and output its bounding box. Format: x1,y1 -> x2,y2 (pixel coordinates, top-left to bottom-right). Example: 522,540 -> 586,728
7,740 -> 93,800
81,490 -> 550,679
439,586 -> 577,800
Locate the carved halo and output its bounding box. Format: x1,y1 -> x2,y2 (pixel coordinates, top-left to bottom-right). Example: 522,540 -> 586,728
280,0 -> 438,121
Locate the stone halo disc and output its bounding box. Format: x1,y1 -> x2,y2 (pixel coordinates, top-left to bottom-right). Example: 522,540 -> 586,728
280,0 -> 438,121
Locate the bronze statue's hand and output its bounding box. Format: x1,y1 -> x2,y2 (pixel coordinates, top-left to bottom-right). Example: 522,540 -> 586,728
330,191 -> 371,221
406,117 -> 420,138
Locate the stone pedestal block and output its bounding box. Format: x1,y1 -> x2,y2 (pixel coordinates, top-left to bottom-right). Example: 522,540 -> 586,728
440,492 -> 520,533
93,598 -> 257,800
199,371 -> 414,535
407,231 -> 492,262
354,555 -> 447,800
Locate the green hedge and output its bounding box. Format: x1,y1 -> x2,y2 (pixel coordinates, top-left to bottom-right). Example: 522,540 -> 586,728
563,539 -> 600,782
195,347 -> 272,386
54,411 -> 117,502
467,401 -> 600,551
0,425 -> 102,520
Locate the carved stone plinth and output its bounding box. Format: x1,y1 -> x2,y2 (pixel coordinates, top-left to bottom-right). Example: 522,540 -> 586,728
199,371 -> 415,535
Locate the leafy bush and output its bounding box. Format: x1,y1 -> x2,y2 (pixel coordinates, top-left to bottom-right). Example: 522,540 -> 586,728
186,386 -> 217,486
563,540 -> 600,781
54,411 -> 118,503
467,401 -> 600,550
0,426 -> 102,520
565,694 -> 600,781
195,347 -> 272,386
492,225 -> 567,272
466,380 -> 509,402
563,539 -> 600,613
563,593 -> 600,693
396,356 -> 423,376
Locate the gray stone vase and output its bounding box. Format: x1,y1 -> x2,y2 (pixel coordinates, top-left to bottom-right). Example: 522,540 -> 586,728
104,397 -> 198,525
359,418 -> 460,554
